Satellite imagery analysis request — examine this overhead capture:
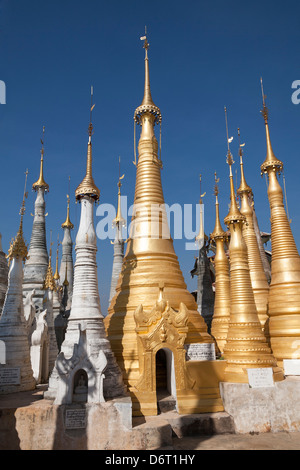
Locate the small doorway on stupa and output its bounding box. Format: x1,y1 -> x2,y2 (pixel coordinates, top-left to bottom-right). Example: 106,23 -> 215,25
72,369 -> 88,403
41,341 -> 49,383
155,348 -> 177,413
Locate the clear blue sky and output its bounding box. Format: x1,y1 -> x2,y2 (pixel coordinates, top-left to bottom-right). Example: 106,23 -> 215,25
1,0 -> 300,314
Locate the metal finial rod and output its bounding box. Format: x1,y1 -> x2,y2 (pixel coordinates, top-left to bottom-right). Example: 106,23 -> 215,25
89,86 -> 95,136
260,77 -> 266,107
49,229 -> 53,257
214,171 -> 220,197
140,26 -> 149,55
224,107 -> 234,167
40,126 -> 45,156
224,106 -> 230,152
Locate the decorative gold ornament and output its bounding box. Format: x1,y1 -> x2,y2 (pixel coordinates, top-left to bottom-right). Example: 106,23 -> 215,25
260,79 -> 300,366
62,194 -> 74,229
44,236 -> 56,291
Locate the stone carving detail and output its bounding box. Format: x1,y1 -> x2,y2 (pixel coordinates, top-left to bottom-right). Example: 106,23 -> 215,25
30,309 -> 49,383
53,324 -> 107,405
134,299 -> 194,393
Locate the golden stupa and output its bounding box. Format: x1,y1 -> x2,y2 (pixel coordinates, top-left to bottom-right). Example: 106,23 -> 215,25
222,108 -> 283,383
260,80 -> 300,367
104,34 -> 225,416
210,173 -> 230,353
236,129 -> 270,334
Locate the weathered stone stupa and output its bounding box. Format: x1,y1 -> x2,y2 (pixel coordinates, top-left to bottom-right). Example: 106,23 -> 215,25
0,171 -> 36,393
45,92 -> 125,404
109,164 -> 126,305
23,128 -> 49,311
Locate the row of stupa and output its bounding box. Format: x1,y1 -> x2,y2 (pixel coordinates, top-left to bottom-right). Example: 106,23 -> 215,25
0,34 -> 300,417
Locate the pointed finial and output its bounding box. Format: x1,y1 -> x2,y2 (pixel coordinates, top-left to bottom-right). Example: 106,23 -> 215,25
62,177 -> 74,229
224,107 -> 234,171
7,169 -> 29,262
88,86 -> 95,138
140,25 -> 149,58
259,79 -> 283,175
134,28 -> 162,124
63,262 -> 69,287
32,126 -> 49,192
223,108 -> 245,226
75,88 -> 100,202
199,174 -> 206,204
211,172 -> 226,240
260,77 -> 268,124
113,156 -> 126,227
44,229 -> 56,291
237,128 -> 252,195
196,174 -> 207,246
214,171 -> 220,198
53,235 -> 60,281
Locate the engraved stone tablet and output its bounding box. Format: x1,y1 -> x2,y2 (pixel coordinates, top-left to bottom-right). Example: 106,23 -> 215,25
185,343 -> 216,361
65,409 -> 87,429
283,359 -> 300,376
0,367 -> 20,385
247,368 -> 274,388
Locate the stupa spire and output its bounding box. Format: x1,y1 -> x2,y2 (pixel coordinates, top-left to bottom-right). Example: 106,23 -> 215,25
75,87 -> 100,202
32,126 -> 49,192
195,174 -> 208,246
46,91 -> 125,403
0,170 -> 35,394
23,128 -> 49,309
223,108 -> 245,226
53,236 -> 60,282
59,179 -> 74,294
109,158 -> 126,304
259,79 -> 300,366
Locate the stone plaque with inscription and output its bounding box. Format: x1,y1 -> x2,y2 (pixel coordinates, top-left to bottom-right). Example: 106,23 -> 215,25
185,343 -> 216,361
65,408 -> 87,429
0,367 -> 20,385
247,368 -> 274,388
283,359 -> 300,376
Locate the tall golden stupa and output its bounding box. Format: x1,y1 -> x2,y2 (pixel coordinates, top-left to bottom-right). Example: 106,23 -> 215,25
210,173 -> 230,353
236,129 -> 270,334
260,80 -> 300,367
104,34 -> 224,416
222,108 -> 283,383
